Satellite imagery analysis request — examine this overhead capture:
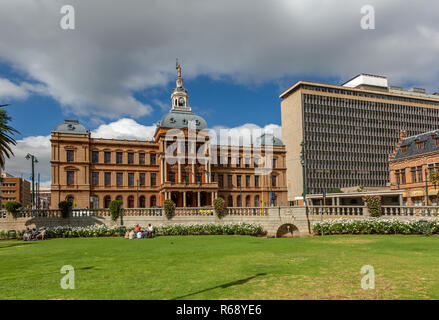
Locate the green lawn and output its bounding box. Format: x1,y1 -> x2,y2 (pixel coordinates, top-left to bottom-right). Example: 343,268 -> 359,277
1,235 -> 439,300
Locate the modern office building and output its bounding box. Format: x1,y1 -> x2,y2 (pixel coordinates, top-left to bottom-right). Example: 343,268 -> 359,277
280,74 -> 439,203
50,64 -> 287,209
0,172 -> 31,207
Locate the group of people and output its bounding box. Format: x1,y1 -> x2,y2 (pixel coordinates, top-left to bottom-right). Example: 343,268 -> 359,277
23,227 -> 47,241
125,224 -> 154,239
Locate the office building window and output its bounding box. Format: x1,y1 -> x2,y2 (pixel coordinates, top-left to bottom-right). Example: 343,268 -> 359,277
150,154 -> 156,165
128,173 -> 134,186
92,151 -> 99,163
150,173 -> 157,186
139,153 -> 145,165
92,172 -> 99,186
116,152 -> 123,164
218,174 -> 223,187
67,150 -> 74,162
139,173 -> 146,186
271,175 -> 277,187
104,152 -> 111,163
116,172 -> 123,186
105,172 -> 111,186
67,171 -> 74,185
128,152 -> 134,164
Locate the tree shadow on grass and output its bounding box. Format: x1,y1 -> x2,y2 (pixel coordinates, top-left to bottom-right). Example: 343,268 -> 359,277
170,273 -> 267,300
0,242 -> 35,249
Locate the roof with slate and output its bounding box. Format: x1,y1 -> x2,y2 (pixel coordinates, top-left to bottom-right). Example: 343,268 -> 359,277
394,129 -> 439,160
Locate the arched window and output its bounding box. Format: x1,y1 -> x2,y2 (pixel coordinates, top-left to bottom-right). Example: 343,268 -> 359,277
150,195 -> 157,207
104,195 -> 111,208
139,196 -> 146,208
254,195 -> 260,207
227,195 -> 233,207
245,195 -> 251,207
127,196 -> 135,208
237,195 -> 242,207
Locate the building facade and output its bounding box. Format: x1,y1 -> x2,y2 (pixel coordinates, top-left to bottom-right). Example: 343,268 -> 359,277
389,130 -> 439,206
50,64 -> 287,209
0,173 -> 31,207
280,74 -> 439,202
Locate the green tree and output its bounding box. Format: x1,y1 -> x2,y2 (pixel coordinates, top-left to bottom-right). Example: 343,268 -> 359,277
0,106 -> 19,168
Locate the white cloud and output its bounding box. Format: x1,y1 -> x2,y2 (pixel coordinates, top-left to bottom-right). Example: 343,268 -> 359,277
210,123 -> 282,146
0,78 -> 29,100
91,118 -> 156,140
0,0 -> 438,118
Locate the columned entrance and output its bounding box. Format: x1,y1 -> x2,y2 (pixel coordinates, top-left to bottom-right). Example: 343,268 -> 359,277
165,190 -> 217,207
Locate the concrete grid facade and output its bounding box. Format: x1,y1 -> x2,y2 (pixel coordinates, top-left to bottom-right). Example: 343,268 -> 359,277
281,74 -> 439,201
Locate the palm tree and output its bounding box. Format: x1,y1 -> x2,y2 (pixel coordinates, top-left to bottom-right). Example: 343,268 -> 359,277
0,104 -> 19,168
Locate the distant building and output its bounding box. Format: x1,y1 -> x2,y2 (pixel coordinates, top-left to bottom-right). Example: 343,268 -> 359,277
280,73 -> 439,203
389,130 -> 439,206
50,63 -> 287,209
37,187 -> 51,209
0,172 -> 31,207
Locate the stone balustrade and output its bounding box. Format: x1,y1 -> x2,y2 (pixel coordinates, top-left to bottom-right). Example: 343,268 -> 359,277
381,206 -> 439,217
309,206 -> 366,216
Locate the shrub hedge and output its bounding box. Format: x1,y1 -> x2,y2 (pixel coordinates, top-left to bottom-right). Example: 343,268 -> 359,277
0,223 -> 264,240
313,218 -> 439,235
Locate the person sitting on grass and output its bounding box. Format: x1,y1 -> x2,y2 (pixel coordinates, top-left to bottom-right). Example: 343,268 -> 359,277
31,228 -> 39,240
147,224 -> 154,238
134,224 -> 142,233
23,228 -> 31,241
36,228 -> 47,241
128,229 -> 136,240
124,231 -> 130,239
137,230 -> 143,239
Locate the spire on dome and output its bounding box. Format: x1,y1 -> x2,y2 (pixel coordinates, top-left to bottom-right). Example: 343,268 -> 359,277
176,58 -> 182,78
171,59 -> 190,111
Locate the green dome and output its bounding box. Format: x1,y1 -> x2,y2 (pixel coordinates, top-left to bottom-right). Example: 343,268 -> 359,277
53,120 -> 89,134
158,109 -> 208,130
256,133 -> 283,146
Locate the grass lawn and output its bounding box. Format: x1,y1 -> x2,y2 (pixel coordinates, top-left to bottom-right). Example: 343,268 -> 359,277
1,235 -> 439,300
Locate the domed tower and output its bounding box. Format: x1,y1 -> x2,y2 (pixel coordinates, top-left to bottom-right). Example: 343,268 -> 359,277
157,60 -> 207,130
155,60 -> 216,208
171,59 -> 190,111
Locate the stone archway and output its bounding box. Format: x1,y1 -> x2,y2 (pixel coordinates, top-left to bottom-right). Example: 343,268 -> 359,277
276,224 -> 300,238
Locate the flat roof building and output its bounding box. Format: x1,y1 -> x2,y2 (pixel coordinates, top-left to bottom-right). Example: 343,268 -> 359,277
280,74 -> 439,202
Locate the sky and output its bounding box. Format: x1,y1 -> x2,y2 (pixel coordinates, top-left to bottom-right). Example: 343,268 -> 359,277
1,0 -> 439,187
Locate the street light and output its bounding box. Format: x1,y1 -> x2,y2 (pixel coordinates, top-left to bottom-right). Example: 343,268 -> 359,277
25,153 -> 38,209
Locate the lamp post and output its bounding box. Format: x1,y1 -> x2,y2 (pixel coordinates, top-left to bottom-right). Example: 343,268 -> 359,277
300,141 -> 307,207
25,153 -> 38,209
425,169 -> 429,206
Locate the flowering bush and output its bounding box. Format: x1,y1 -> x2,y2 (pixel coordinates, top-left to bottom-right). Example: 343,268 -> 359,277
213,198 -> 225,218
164,199 -> 175,219
363,195 -> 382,217
312,218 -> 439,235
152,222 -> 264,236
0,222 -> 264,240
